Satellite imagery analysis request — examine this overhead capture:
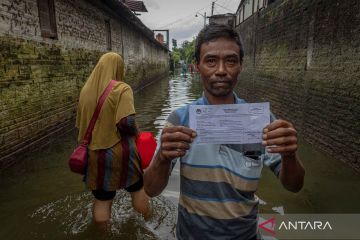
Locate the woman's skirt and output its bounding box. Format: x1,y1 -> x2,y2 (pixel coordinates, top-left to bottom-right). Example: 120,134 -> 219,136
84,136 -> 143,191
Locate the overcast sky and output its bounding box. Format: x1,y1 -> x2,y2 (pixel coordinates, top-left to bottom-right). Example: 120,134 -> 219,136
138,0 -> 240,48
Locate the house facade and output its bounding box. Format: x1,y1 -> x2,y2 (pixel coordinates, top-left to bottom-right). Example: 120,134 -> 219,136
0,0 -> 169,169
234,0 -> 360,170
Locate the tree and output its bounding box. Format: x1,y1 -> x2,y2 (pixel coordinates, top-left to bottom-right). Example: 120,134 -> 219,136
172,51 -> 180,64
172,38 -> 177,49
171,38 -> 196,66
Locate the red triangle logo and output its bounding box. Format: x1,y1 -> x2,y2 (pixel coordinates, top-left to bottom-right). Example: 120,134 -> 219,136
259,217 -> 276,235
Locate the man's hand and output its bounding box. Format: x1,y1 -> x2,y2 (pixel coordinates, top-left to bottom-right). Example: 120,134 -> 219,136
262,119 -> 305,192
159,126 -> 197,162
144,126 -> 196,197
262,119 -> 297,158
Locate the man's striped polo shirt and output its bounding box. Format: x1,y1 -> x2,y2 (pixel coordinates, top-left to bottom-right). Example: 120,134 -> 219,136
163,93 -> 282,240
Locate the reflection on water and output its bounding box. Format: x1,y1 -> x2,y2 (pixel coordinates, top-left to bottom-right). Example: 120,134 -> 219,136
0,72 -> 359,240
0,73 -> 200,240
0,128 -> 177,240
135,73 -> 201,137
135,73 -> 201,204
30,191 -> 176,240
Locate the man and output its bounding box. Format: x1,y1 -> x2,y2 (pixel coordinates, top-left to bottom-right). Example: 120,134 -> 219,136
144,24 -> 305,240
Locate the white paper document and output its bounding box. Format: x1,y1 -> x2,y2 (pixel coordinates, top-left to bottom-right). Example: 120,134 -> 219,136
189,102 -> 270,144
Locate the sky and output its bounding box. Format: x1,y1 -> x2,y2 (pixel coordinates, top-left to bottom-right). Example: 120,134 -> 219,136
137,0 -> 240,48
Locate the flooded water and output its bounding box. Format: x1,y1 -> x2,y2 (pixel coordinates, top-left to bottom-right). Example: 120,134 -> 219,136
0,72 -> 359,239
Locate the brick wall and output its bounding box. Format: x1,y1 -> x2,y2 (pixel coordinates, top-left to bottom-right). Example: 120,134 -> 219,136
0,0 -> 169,169
235,0 -> 360,170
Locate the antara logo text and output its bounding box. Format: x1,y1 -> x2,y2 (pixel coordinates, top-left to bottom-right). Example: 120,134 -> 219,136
279,221 -> 332,231
259,217 -> 333,236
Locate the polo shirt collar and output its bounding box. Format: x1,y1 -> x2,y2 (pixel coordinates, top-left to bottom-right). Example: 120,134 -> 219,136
201,92 -> 241,105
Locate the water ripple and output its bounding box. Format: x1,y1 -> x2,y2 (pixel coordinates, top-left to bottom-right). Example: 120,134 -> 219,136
30,191 -> 177,239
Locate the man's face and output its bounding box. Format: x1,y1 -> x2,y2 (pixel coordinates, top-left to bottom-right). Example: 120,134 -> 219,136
197,37 -> 242,98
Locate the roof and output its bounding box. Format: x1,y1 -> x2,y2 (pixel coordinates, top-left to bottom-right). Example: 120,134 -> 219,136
209,13 -> 235,18
236,0 -> 245,13
87,0 -> 168,51
123,0 -> 148,12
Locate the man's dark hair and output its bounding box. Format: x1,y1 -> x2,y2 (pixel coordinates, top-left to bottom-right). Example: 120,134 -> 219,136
195,23 -> 244,63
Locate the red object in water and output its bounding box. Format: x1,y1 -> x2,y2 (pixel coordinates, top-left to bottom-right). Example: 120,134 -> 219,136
136,132 -> 157,169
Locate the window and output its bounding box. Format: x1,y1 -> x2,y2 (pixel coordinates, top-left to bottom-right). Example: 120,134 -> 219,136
261,0 -> 268,8
243,0 -> 253,21
242,5 -> 245,21
254,0 -> 259,13
37,0 -> 57,39
105,20 -> 112,50
239,8 -> 243,23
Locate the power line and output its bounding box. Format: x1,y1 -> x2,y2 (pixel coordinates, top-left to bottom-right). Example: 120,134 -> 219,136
157,11 -> 202,29
214,2 -> 234,12
222,0 -> 232,9
155,0 -> 227,29
214,9 -> 220,15
154,0 -> 238,42
156,3 -> 213,29
215,0 -> 240,13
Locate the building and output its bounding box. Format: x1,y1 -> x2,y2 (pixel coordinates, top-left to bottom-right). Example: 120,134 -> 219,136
235,0 -> 270,26
234,0 -> 360,170
122,0 -> 148,13
208,13 -> 235,27
156,33 -> 164,44
0,0 -> 169,170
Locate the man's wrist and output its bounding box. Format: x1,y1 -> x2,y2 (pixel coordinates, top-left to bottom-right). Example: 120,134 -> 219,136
157,152 -> 171,166
281,153 -> 297,162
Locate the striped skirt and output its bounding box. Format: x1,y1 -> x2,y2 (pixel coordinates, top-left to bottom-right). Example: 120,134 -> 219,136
84,136 -> 143,191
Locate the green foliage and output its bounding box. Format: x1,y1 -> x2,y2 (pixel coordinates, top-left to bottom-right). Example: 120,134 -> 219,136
171,38 -> 196,66
172,51 -> 180,64
172,38 -> 177,49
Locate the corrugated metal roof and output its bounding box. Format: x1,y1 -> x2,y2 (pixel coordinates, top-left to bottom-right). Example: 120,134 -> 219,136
123,0 -> 148,12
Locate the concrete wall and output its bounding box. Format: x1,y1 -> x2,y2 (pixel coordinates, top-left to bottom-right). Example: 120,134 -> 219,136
209,14 -> 235,27
235,0 -> 360,170
0,0 -> 169,169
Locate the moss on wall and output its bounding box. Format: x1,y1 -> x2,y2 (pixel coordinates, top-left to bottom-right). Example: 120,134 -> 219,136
0,35 -> 168,169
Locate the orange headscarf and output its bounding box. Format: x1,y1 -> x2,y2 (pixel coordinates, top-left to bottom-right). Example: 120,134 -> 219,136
76,52 -> 135,150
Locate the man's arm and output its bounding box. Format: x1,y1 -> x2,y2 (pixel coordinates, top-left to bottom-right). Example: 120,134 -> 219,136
262,120 -> 305,193
143,152 -> 173,197
279,154 -> 304,192
144,126 -> 196,197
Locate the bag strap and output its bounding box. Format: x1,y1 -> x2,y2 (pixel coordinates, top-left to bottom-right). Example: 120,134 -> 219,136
83,80 -> 117,145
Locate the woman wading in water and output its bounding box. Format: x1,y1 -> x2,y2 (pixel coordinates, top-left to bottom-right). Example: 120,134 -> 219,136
76,52 -> 151,223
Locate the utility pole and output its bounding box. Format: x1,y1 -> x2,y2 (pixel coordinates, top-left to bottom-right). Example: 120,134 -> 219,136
204,12 -> 207,26
196,12 -> 207,27
211,2 -> 215,16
